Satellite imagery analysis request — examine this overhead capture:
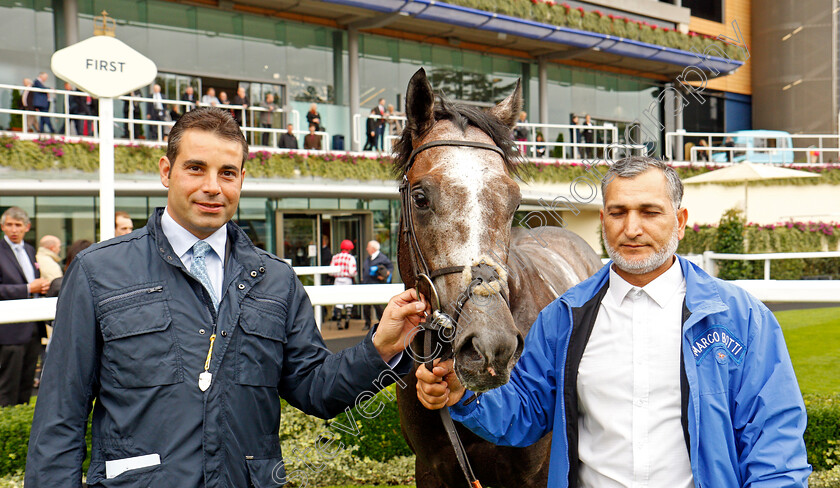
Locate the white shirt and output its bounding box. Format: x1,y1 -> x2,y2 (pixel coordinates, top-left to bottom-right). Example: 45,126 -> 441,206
161,208 -> 226,302
369,250 -> 380,261
4,235 -> 35,283
577,258 -> 692,488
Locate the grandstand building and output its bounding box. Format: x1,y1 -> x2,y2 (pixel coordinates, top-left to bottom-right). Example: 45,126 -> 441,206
1,0 -> 760,273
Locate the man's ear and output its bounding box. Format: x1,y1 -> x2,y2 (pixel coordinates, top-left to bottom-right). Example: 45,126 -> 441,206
240,167 -> 246,188
677,207 -> 688,240
159,156 -> 171,188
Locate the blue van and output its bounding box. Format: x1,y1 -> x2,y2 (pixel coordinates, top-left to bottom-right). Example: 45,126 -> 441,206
711,130 -> 794,164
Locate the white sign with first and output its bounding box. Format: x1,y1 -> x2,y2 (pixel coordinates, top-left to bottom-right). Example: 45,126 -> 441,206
51,35 -> 157,99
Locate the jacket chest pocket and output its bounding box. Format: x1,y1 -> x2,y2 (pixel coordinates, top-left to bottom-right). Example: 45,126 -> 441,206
98,283 -> 182,388
237,295 -> 288,387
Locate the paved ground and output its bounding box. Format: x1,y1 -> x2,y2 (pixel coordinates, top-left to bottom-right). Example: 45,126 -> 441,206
321,318 -> 371,353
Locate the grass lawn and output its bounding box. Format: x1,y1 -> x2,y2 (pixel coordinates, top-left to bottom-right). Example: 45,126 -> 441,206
774,306 -> 840,395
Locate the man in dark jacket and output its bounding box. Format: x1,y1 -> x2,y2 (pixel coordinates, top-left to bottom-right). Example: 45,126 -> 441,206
31,72 -> 55,133
25,107 -> 426,488
0,207 -> 50,406
278,123 -> 298,149
361,240 -> 393,330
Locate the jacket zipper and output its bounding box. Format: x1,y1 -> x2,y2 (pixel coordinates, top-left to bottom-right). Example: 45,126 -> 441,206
249,296 -> 282,307
98,285 -> 163,307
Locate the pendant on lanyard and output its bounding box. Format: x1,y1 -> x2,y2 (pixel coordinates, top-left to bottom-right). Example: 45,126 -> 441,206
198,334 -> 216,391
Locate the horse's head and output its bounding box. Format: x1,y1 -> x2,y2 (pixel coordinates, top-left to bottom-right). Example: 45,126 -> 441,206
396,68 -> 524,392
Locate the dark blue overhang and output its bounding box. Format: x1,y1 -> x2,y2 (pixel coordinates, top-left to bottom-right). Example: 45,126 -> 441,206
318,0 -> 743,77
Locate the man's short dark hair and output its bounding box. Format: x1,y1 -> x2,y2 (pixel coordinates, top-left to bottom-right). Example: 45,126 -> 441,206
166,107 -> 248,167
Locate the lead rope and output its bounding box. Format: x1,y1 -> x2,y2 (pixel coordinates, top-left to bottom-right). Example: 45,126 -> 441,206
425,330 -> 482,488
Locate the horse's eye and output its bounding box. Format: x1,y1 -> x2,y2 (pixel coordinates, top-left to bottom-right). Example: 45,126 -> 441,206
412,191 -> 430,209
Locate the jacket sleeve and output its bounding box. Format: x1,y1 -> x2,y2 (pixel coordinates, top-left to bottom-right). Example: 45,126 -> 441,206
25,259 -> 99,488
734,304 -> 811,487
449,307 -> 558,447
278,273 -> 399,419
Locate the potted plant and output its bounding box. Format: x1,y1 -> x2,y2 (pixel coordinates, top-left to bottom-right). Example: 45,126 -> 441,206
9,89 -> 22,131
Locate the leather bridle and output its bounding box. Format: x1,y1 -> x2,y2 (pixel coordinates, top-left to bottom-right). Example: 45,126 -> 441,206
399,138 -> 512,488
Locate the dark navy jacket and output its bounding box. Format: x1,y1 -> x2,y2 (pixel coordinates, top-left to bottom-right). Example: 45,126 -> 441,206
26,209 -> 407,487
0,239 -> 40,345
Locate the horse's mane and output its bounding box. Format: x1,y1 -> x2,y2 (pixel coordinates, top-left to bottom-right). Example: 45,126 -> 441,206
393,95 -> 524,179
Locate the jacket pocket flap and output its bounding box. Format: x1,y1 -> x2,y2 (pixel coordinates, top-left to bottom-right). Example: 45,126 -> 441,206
100,300 -> 171,341
239,303 -> 287,343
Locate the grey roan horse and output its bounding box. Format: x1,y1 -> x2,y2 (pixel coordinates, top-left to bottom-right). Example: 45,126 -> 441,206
394,68 -> 602,488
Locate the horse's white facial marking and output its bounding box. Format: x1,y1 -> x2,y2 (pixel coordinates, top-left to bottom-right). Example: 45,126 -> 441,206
430,146 -> 507,271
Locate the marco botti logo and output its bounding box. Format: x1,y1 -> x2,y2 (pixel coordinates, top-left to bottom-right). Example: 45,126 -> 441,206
692,326 -> 745,365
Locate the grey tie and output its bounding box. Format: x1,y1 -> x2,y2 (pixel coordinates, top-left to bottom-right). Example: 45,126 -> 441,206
191,240 -> 219,310
14,245 -> 35,283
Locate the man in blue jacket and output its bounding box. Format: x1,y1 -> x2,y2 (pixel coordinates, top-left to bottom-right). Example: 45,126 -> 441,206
26,107 -> 426,488
417,156 -> 810,487
31,72 -> 55,134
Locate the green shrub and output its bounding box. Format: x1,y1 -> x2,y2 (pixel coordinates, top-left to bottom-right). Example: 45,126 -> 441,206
9,90 -> 22,130
335,385 -> 413,462
714,208 -> 748,280
0,401 -> 93,478
804,394 -> 840,471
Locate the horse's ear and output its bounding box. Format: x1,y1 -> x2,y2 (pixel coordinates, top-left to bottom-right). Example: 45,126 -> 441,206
488,79 -> 523,129
405,68 -> 436,136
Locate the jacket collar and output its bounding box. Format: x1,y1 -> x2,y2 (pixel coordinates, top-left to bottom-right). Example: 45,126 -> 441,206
146,208 -> 265,274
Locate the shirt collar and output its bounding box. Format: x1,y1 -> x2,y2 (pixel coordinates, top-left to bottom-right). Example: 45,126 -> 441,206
161,207 -> 227,262
370,250 -> 380,260
607,257 -> 685,308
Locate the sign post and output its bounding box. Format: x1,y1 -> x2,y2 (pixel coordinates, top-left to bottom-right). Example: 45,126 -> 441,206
50,15 -> 157,241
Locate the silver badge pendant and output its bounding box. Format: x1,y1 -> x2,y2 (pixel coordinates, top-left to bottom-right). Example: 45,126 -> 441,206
198,371 -> 212,391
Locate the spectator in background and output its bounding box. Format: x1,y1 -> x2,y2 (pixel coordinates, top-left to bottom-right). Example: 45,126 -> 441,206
278,123 -> 298,149
63,83 -> 86,136
123,88 -> 143,139
329,239 -> 357,330
320,234 -> 333,319
259,93 -> 278,146
21,78 -> 38,132
146,84 -> 166,141
582,114 -> 595,160
513,111 -> 529,155
82,94 -> 98,137
32,72 -> 55,134
303,124 -> 322,150
114,211 -> 134,237
364,108 -> 378,151
374,98 -> 387,151
306,103 -> 322,132
0,207 -> 50,406
570,115 -> 583,159
535,132 -> 547,158
361,240 -> 393,331
218,91 -> 233,119
231,87 -> 249,126
36,235 -> 63,284
386,104 -> 404,139
63,239 -> 92,272
724,137 -> 736,162
201,87 -> 219,107
697,138 -> 710,161
181,85 -> 196,109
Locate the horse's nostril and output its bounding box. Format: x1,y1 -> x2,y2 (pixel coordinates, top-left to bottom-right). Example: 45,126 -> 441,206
459,335 -> 485,366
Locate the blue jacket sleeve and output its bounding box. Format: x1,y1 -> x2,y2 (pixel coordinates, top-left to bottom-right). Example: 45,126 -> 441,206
734,304 -> 811,487
25,259 -> 98,488
449,308 -> 558,447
